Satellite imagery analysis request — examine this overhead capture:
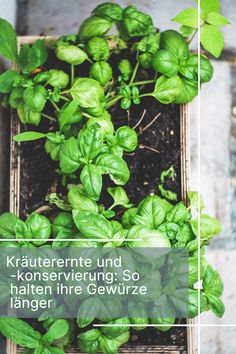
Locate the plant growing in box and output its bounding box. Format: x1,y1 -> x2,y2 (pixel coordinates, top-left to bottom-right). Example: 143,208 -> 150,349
0,0 -> 230,353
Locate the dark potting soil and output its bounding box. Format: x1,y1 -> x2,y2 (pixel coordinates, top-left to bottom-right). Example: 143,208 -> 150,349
17,48 -> 186,350
19,95 -> 181,217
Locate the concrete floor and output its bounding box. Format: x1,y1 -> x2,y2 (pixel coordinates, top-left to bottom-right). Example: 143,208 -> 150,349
1,0 -> 236,352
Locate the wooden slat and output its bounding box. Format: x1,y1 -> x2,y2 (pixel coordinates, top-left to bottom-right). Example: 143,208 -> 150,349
17,345 -> 185,354
6,37 -> 195,354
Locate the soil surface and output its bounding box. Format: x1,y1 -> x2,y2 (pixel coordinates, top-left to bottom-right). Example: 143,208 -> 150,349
17,48 -> 186,351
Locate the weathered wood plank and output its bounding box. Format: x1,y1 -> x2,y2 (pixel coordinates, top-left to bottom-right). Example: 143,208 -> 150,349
17,345 -> 185,354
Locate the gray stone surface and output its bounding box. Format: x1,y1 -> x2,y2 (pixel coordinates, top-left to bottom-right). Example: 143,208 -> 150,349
201,250 -> 236,325
200,250 -> 236,354
189,61 -> 232,247
188,60 -> 236,353
0,0 -> 16,25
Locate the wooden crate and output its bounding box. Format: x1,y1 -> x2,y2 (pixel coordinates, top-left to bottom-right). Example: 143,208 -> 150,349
6,37 -> 197,354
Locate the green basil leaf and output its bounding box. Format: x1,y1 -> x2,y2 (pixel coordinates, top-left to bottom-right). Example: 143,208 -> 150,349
206,12 -> 230,26
52,212 -> 77,239
180,54 -> 214,83
0,318 -> 41,348
122,5 -> 155,38
0,241 -> 20,248
179,25 -> 195,38
19,40 -> 48,75
14,219 -> 30,240
47,69 -> 69,88
46,192 -> 71,213
99,336 -> 118,354
79,328 -> 100,342
114,332 -> 130,347
152,75 -> 182,104
172,8 -> 203,28
160,30 -> 189,60
59,137 -> 81,174
200,24 -> 224,58
176,223 -> 194,248
127,306 -> 147,330
116,126 -> 138,152
110,221 -> 123,234
96,153 -> 130,185
138,52 -> 152,69
72,210 -> 113,239
152,49 -> 179,77
33,71 -> 50,84
23,85 -> 47,112
78,15 -> 113,42
70,78 -> 104,108
118,59 -> 132,81
9,87 -> 24,109
80,164 -> 102,201
86,37 -> 110,61
93,3 -> 123,21
190,214 -> 221,240
0,18 -> 18,61
122,208 -> 138,229
188,256 -> 201,287
87,114 -> 114,136
207,294 -> 225,318
150,316 -> 175,332
31,39 -> 48,66
77,316 -> 94,329
79,339 -> 99,353
25,213 -> 51,246
78,329 -> 100,353
174,288 -> 207,318
158,185 -> 177,201
166,202 -> 191,224
58,101 -> 82,132
43,320 -> 69,344
85,104 -> 105,117
203,264 -> 224,297
135,195 -> 167,228
135,33 -> 160,54
0,212 -> 18,238
109,145 -> 123,158
90,61 -> 113,86
14,131 -> 46,142
0,70 -> 20,93
187,191 -> 204,212
127,225 -> 171,248
56,45 -> 88,65
199,0 -> 221,14
17,104 -> 41,126
45,140 -> 63,161
158,222 -> 180,241
174,79 -> 198,104
77,297 -> 99,328
101,318 -> 130,338
68,184 -> 98,213
79,124 -> 103,161
107,186 -> 132,208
